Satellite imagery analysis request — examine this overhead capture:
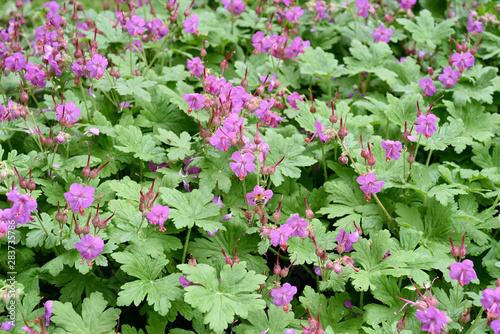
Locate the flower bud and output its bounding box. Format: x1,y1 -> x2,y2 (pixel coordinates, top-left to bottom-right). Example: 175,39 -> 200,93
241,77 -> 248,89
261,165 -> 268,175
459,312 -> 470,326
245,210 -> 252,220
337,243 -> 345,254
256,85 -> 265,96
273,265 -> 281,276
260,215 -> 268,224
272,210 -> 281,222
188,254 -> 197,266
496,278 -> 500,287
396,318 -> 406,332
315,248 -> 324,257
339,155 -> 348,166
310,104 -> 316,113
280,267 -> 289,277
267,166 -> 276,175
427,67 -> 434,76
305,208 -> 314,220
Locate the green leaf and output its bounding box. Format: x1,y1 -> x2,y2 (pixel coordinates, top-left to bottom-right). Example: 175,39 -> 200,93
396,10 -> 457,51
93,12 -> 127,48
115,77 -> 156,102
427,184 -> 467,206
112,250 -> 169,280
114,125 -> 166,162
159,187 -> 223,231
480,32 -> 500,60
178,262 -> 266,333
233,305 -> 298,334
287,219 -> 336,265
451,66 -> 500,107
25,213 -> 58,249
298,47 -> 346,78
195,151 -> 233,194
155,129 -> 195,161
51,292 -> 121,334
424,118 -> 471,153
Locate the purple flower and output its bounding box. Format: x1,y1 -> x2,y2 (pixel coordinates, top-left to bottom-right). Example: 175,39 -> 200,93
416,306 -> 447,334
5,52 -> 26,72
287,92 -> 303,110
56,102 -> 81,124
491,320 -> 500,334
64,183 -> 95,215
7,190 -> 37,225
372,25 -> 393,43
438,66 -> 460,88
399,0 -> 416,10
75,235 -> 104,262
449,259 -> 477,286
345,299 -> 353,309
381,140 -> 402,161
336,228 -> 359,253
146,205 -> 169,232
254,98 -> 275,123
229,151 -> 255,180
285,213 -> 308,238
43,301 -> 53,326
415,114 -> 438,139
25,63 -> 46,88
187,57 -> 204,77
481,287 -> 500,317
44,1 -> 59,13
467,12 -> 483,34
207,228 -> 219,236
284,6 -> 304,23
84,128 -> 100,136
86,54 -> 108,79
259,73 -> 278,92
419,78 -> 436,97
183,93 -> 205,111
270,283 -> 297,306
221,0 -> 246,14
184,156 -> 202,176
147,19 -> 169,39
72,62 -> 84,77
0,322 -> 14,331
355,0 -> 370,18
209,128 -> 234,152
269,224 -> 293,247
179,275 -> 193,288
283,330 -> 296,334
252,31 -> 272,54
451,52 -> 475,71
246,185 -> 273,207
315,266 -> 322,276
184,15 -> 198,34
126,15 -> 146,36
356,174 -> 384,201
313,119 -> 327,143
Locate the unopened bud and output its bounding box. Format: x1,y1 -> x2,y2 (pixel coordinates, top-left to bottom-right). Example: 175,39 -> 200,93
200,47 -> 207,57
267,166 -> 276,175
310,104 -> 316,113
273,265 -> 281,276
260,215 -> 268,224
256,85 -> 265,95
245,211 -> 252,220
427,67 -> 434,76
280,267 -> 289,277
458,245 -> 466,258
337,243 -> 345,254
241,77 -> 248,89
315,248 -> 324,257
329,113 -> 338,124
305,209 -> 314,220
339,155 -> 348,165
396,318 -> 406,332
27,180 -> 36,191
261,165 -> 268,175
361,149 -> 368,159
459,312 -> 470,325
82,166 -> 91,178
272,210 -> 281,222
21,92 -> 29,102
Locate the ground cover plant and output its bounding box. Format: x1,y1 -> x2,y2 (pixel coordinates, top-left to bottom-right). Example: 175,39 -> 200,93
0,0 -> 500,333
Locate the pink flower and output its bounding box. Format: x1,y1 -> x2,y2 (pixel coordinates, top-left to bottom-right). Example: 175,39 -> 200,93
372,25 -> 393,43
64,183 -> 95,216
451,52 -> 475,71
7,190 -> 37,225
312,119 -> 327,143
270,283 -> 297,307
146,205 -> 169,232
43,301 -> 53,326
86,54 -> 108,79
399,0 -> 416,10
419,78 -> 436,96
438,66 -> 460,88
269,224 -> 293,247
381,140 -> 402,161
467,12 -> 483,34
287,92 -> 303,110
56,102 -> 81,124
75,235 -> 104,262
186,57 -> 204,77
284,6 -> 304,23
183,93 -> 205,111
355,0 -> 370,18
5,52 -> 26,72
246,185 -> 273,207
229,151 -> 255,180
126,15 -> 146,36
252,31 -> 272,54
209,128 -> 235,152
491,320 -> 500,334
184,15 -> 198,34
481,287 -> 500,317
221,0 -> 246,14
356,173 -> 384,201
415,114 -> 438,139
285,213 -> 308,238
254,98 -> 275,123
416,306 -> 447,334
336,228 -> 359,253
449,259 -> 477,286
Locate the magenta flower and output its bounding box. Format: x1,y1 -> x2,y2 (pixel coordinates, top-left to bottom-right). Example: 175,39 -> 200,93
254,98 -> 275,123
75,235 -> 104,262
56,102 -> 81,124
0,222 -> 7,239
229,151 -> 255,180
285,213 -> 308,238
221,0 -> 246,14
269,224 -> 293,248
25,63 -> 46,88
438,66 -> 460,88
481,287 -> 500,317
72,62 -> 84,77
467,14 -> 483,34
86,54 -> 108,79
284,6 -> 304,23
186,57 -> 204,77
7,190 -> 37,225
5,52 -> 26,72
0,322 -> 14,331
259,73 -> 278,93
381,140 -> 403,161
270,283 -> 297,307
491,320 -> 500,334
399,0 -> 416,10
372,25 -> 393,43
449,259 -> 477,286
419,78 -> 436,97
43,301 -> 53,326
415,114 -> 438,139
179,275 -> 194,288
183,93 -> 205,111
356,174 -> 384,201
312,119 -> 327,143
416,307 -> 447,334
146,205 -> 169,232
451,52 -> 475,71
209,128 -> 235,152
64,183 -> 95,215
336,228 -> 359,253
246,185 -> 273,207
147,19 -> 169,39
287,92 -> 303,110
252,31 -> 272,54
355,0 -> 370,18
184,15 -> 198,34
126,15 -> 146,36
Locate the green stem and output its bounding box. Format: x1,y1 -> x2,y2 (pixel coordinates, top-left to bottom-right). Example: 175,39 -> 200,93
360,291 -> 364,309
385,116 -> 390,139
80,82 -> 91,121
425,149 -> 433,167
142,38 -> 169,77
181,227 -> 192,265
129,36 -> 134,74
93,81 -> 116,106
34,212 -> 59,256
242,179 -> 249,210
321,145 -> 328,181
455,282 -> 460,308
465,308 -> 484,334
136,216 -> 146,233
491,194 -> 500,211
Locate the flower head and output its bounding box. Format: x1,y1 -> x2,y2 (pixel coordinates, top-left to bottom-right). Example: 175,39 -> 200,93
183,93 -> 205,111
43,301 -> 53,326
491,320 -> 500,334
419,78 -> 436,97
416,306 -> 447,334
56,102 -> 81,125
246,185 -> 273,207
481,287 -> 500,318
75,235 -> 104,262
5,52 -> 26,72
399,0 -> 416,10
438,66 -> 460,88
86,54 -> 108,79
415,114 -> 438,139
126,15 -> 146,36
381,140 -> 402,161
146,205 -> 169,232
184,15 -> 198,34
355,0 -> 370,18
270,283 -> 297,307
269,224 -> 293,247
229,151 -> 255,180
221,0 -> 246,14
187,57 -> 204,77
336,228 -> 359,253
451,52 -> 475,71
356,173 -> 384,201
287,92 -> 303,110
372,25 -> 393,43
285,213 -> 308,238
449,259 -> 477,286
64,183 -> 95,215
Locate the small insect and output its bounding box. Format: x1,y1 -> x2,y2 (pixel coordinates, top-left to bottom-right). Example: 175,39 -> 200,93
254,194 -> 267,209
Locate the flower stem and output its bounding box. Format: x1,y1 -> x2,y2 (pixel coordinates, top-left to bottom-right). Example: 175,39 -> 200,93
242,179 -> 249,210
129,36 -> 134,74
136,216 -> 146,233
181,227 -> 192,265
425,149 -> 433,167
321,145 -> 328,181
455,281 -> 460,308
465,308 -> 484,334
80,82 -> 91,122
